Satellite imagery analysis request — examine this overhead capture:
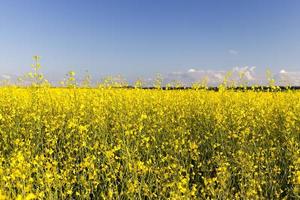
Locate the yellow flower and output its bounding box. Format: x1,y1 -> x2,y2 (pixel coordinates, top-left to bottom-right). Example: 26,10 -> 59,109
25,193 -> 36,200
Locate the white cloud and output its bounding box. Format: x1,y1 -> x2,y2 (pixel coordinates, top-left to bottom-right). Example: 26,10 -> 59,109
187,68 -> 196,73
164,66 -> 257,86
274,70 -> 300,86
232,66 -> 256,81
229,49 -> 239,55
1,74 -> 11,79
160,66 -> 300,86
280,69 -> 287,74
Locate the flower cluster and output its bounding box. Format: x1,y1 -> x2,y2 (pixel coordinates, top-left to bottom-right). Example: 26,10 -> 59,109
0,87 -> 299,199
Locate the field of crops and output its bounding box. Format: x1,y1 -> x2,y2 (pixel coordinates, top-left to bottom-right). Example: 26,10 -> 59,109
0,87 -> 299,199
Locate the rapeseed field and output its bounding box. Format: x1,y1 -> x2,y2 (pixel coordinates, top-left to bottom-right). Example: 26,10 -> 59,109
0,85 -> 299,199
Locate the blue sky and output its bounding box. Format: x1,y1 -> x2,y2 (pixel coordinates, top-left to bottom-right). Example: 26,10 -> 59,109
0,0 -> 300,83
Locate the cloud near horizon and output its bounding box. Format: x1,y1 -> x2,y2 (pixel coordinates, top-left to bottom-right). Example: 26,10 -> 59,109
1,74 -> 11,80
163,67 -> 300,86
0,68 -> 300,86
275,69 -> 300,86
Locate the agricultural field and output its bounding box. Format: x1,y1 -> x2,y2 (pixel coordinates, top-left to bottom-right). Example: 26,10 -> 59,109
0,87 -> 299,199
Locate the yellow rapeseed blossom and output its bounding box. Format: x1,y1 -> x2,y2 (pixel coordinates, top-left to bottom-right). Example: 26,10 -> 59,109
0,85 -> 299,199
